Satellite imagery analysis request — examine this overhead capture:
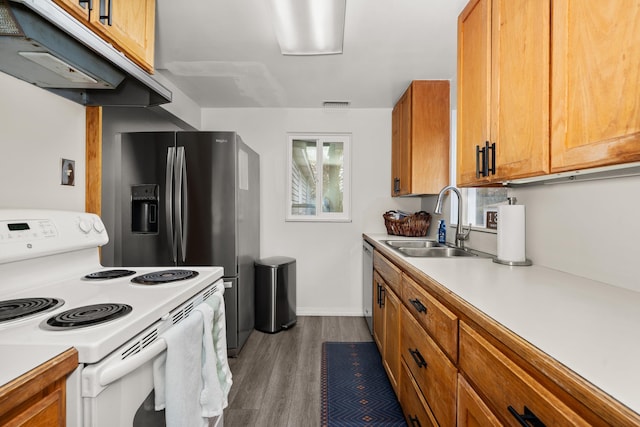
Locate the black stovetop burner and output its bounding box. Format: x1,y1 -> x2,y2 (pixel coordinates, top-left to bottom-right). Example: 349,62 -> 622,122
42,303 -> 133,330
131,269 -> 199,285
84,269 -> 137,280
0,298 -> 64,323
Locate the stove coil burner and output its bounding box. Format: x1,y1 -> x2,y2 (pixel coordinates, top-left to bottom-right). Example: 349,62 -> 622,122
84,270 -> 137,280
131,269 -> 199,285
43,303 -> 133,330
0,298 -> 64,323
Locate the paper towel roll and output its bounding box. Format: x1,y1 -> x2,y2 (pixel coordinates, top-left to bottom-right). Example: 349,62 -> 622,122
497,204 -> 526,262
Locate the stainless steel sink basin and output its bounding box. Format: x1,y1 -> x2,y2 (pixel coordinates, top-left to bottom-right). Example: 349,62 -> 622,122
384,240 -> 443,248
383,239 -> 490,258
396,247 -> 478,257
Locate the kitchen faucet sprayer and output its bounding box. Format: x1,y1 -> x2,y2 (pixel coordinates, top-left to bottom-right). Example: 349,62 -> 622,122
434,185 -> 471,249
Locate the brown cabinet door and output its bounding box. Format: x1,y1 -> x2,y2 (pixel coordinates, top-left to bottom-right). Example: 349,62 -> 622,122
391,89 -> 412,196
458,0 -> 550,185
457,375 -> 502,427
382,287 -> 401,394
90,0 -> 155,72
457,0 -> 491,186
372,271 -> 385,351
550,0 -> 640,172
392,81 -> 450,195
490,0 -> 549,181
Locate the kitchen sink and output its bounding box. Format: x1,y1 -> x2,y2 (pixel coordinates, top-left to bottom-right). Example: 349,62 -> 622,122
383,239 -> 490,258
384,239 -> 443,248
396,247 -> 477,257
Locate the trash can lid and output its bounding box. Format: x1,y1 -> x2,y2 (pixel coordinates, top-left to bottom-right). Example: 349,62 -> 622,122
256,256 -> 296,267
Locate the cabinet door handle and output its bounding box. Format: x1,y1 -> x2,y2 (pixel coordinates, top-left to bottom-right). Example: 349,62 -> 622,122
376,283 -> 381,306
99,0 -> 112,25
409,298 -> 427,314
409,348 -> 427,368
380,286 -> 385,308
409,415 -> 421,426
482,140 -> 491,177
487,141 -> 496,175
475,144 -> 482,178
393,177 -> 400,194
507,406 -> 546,427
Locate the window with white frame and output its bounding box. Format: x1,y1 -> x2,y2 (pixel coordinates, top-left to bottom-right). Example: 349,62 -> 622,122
286,133 -> 351,222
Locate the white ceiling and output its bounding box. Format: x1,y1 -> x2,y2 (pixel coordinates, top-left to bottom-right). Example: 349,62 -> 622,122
154,0 -> 468,109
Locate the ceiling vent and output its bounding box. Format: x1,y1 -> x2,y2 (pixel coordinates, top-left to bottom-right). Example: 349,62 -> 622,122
323,101 -> 350,109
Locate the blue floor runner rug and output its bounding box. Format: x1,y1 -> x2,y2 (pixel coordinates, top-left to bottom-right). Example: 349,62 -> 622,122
321,342 -> 407,426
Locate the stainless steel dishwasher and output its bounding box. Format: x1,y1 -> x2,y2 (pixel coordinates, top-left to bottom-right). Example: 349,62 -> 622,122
362,240 -> 374,334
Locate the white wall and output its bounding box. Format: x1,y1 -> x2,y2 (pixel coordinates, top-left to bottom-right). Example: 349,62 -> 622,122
0,73 -> 86,210
202,108 -> 422,315
511,176 -> 640,292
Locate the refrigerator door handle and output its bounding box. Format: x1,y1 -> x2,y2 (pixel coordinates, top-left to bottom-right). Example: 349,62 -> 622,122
166,147 -> 177,263
175,146 -> 188,263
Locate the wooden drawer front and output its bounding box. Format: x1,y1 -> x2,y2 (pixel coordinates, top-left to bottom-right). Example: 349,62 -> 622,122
401,307 -> 457,427
459,322 -> 590,427
399,360 -> 438,427
457,374 -> 502,427
373,251 -> 402,294
402,274 -> 458,362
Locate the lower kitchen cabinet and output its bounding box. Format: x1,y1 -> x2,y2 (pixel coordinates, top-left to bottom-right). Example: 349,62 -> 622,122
0,348 -> 78,427
401,306 -> 457,427
400,360 -> 438,427
366,240 -> 640,426
457,374 -> 502,427
459,321 -> 591,426
373,269 -> 401,394
382,286 -> 401,393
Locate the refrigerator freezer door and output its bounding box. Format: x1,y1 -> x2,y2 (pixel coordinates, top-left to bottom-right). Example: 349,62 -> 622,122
119,132 -> 176,267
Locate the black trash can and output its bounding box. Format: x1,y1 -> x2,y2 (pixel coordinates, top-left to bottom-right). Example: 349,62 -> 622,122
254,256 -> 297,333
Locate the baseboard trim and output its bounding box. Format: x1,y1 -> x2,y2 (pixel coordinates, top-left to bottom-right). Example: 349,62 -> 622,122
296,308 -> 365,316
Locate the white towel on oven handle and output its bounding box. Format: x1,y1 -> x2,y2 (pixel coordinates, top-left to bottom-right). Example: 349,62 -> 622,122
153,310 -> 209,427
197,292 -> 233,417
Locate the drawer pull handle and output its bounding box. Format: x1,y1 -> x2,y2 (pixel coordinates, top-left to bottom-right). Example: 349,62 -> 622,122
409,415 -> 421,426
409,298 -> 427,314
409,348 -> 427,369
508,405 -> 546,427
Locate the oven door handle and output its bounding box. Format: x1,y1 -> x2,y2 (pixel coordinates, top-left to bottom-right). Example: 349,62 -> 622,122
83,338 -> 168,396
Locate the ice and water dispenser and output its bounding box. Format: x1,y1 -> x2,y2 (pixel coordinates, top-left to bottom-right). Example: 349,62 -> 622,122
131,184 -> 159,233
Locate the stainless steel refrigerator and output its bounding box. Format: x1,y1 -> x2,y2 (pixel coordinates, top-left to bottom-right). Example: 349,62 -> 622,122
113,131 -> 259,356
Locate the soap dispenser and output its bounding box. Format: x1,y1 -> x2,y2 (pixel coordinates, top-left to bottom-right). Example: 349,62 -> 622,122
438,219 -> 446,244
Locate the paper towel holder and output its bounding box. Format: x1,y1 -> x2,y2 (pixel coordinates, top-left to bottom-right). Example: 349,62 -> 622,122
493,258 -> 532,266
493,197 -> 533,266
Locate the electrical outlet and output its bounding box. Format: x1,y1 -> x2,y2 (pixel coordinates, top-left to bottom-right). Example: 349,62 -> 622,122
61,159 -> 75,186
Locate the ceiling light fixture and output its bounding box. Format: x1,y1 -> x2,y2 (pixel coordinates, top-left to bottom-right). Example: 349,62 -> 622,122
269,0 -> 346,55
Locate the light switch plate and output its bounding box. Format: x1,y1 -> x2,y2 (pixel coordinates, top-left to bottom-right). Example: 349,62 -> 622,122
61,159 -> 75,186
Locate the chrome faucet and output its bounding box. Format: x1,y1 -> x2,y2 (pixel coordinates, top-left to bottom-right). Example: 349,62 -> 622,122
434,185 -> 471,249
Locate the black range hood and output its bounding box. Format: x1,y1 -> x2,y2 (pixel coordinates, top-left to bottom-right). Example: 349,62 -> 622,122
0,0 -> 171,106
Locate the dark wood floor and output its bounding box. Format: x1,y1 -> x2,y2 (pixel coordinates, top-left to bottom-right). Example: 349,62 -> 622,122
223,316 -> 373,427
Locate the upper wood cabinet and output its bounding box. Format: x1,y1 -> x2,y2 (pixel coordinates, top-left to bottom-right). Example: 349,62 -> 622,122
391,80 -> 450,196
53,0 -> 155,73
457,0 -> 550,186
550,0 -> 640,172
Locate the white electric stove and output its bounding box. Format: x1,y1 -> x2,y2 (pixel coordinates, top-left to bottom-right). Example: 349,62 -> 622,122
0,209 -> 226,427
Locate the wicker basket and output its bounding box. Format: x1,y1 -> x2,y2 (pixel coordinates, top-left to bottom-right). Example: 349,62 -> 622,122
383,211 -> 431,237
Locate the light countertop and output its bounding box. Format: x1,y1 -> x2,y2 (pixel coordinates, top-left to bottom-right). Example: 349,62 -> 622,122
364,233 -> 640,416
0,345 -> 74,388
